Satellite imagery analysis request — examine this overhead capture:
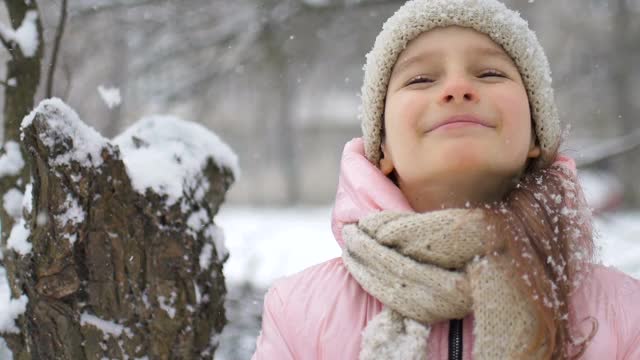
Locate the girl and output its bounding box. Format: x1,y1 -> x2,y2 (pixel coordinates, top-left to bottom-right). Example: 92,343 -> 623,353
252,0 -> 640,359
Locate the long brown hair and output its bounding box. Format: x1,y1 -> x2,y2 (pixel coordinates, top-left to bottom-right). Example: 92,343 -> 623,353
483,161 -> 599,359
380,122 -> 599,359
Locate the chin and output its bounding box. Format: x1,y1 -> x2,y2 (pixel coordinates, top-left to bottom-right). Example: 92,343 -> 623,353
437,149 -> 488,170
425,157 -> 503,182
430,137 -> 488,153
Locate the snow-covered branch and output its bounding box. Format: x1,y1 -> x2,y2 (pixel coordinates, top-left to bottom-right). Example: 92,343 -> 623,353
69,0 -> 165,18
123,0 -> 274,102
0,10 -> 39,57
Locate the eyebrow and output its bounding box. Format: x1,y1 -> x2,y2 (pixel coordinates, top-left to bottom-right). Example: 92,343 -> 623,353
473,46 -> 515,65
392,51 -> 441,76
392,46 -> 515,76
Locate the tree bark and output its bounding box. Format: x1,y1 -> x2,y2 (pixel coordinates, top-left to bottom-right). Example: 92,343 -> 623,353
0,1 -> 44,357
3,101 -> 233,359
2,0 -> 44,143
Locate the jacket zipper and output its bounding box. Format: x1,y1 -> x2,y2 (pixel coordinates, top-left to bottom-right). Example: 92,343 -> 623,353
448,318 -> 463,360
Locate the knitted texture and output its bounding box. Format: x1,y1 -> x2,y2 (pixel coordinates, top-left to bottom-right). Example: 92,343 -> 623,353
342,210 -> 548,359
360,308 -> 431,360
360,0 -> 560,168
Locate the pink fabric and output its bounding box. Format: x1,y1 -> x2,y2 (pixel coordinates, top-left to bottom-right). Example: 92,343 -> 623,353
330,138 -> 413,248
555,154 -> 577,173
252,138 -> 640,359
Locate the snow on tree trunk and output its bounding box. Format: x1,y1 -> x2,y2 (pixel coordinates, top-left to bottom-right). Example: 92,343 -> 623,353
2,99 -> 237,359
0,1 -> 44,358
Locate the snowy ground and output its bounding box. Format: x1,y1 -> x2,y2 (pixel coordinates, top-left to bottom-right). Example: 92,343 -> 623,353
214,207 -> 339,360
218,206 -> 640,289
215,206 -> 640,360
0,205 -> 637,360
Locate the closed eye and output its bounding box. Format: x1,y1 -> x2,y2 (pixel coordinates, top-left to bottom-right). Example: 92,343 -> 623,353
406,76 -> 434,86
479,70 -> 506,78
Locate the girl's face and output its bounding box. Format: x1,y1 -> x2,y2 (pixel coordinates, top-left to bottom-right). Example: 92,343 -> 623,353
380,26 -> 541,212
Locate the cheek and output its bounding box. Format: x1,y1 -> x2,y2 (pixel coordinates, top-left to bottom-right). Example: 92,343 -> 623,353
499,86 -> 531,122
497,88 -> 532,155
385,92 -> 430,136
383,93 -> 432,176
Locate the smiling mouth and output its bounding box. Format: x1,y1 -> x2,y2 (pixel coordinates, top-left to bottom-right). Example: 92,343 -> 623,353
427,115 -> 495,133
432,121 -> 490,131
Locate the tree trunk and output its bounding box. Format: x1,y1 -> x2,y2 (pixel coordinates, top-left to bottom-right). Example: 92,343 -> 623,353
2,0 -> 44,144
0,1 -> 44,357
263,17 -> 300,206
611,0 -> 639,206
2,100 -> 233,359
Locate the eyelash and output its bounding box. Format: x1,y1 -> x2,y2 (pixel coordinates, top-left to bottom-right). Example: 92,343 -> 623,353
479,70 -> 505,78
406,70 -> 506,85
406,76 -> 433,85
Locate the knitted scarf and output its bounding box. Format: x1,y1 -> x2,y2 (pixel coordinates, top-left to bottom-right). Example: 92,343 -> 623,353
331,138 -> 568,359
342,210 -> 547,359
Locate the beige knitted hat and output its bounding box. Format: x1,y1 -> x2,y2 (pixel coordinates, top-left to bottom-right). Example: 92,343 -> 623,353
360,0 -> 561,169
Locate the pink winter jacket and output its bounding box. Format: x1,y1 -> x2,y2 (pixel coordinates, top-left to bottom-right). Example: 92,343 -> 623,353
252,138 -> 640,360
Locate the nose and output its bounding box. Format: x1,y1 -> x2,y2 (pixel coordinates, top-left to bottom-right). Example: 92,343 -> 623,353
438,76 -> 479,105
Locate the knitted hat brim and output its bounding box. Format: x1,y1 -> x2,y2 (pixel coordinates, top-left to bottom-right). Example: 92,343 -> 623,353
360,0 -> 561,169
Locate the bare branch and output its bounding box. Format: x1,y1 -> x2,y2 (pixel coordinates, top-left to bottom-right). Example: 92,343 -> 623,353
576,127 -> 640,167
62,61 -> 73,101
69,0 -> 167,19
46,0 -> 68,98
300,0 -> 405,11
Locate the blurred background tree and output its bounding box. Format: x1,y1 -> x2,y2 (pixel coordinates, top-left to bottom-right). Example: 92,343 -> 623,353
5,0 -> 632,208
0,1 -> 235,358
